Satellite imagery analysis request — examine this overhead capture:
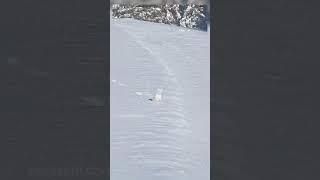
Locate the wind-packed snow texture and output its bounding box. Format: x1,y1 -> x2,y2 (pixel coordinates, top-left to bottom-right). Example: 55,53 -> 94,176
111,15 -> 210,180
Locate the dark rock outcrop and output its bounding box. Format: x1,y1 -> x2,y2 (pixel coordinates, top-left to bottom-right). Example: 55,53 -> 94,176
111,4 -> 209,31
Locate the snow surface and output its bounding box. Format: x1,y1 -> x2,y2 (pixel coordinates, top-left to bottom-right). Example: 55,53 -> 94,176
111,15 -> 210,180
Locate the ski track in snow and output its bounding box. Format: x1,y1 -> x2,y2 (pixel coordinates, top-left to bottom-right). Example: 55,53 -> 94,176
111,16 -> 210,180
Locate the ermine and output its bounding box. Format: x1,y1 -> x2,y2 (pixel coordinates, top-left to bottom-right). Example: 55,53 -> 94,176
149,88 -> 163,102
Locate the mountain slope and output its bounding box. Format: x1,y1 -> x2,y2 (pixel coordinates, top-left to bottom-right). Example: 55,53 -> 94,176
111,16 -> 210,180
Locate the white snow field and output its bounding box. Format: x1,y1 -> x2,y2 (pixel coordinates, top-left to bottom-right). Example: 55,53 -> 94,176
111,15 -> 210,180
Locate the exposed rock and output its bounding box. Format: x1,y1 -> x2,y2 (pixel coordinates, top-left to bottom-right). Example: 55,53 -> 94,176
111,4 -> 209,31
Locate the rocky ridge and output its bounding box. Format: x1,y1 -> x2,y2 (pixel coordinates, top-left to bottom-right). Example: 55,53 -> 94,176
111,4 -> 209,31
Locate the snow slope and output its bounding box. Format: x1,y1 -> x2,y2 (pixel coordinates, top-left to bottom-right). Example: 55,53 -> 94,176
111,16 -> 210,180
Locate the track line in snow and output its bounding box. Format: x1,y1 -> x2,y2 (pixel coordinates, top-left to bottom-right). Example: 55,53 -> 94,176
111,17 -> 209,180
114,22 -> 181,87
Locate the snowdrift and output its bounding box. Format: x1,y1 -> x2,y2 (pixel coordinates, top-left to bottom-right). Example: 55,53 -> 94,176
111,15 -> 210,180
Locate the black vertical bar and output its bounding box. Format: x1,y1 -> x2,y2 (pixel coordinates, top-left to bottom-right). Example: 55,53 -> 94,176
1,1 -> 109,179
215,1 -> 320,180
